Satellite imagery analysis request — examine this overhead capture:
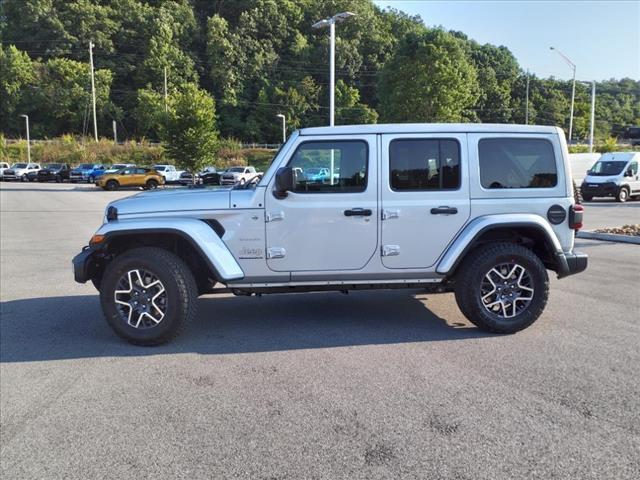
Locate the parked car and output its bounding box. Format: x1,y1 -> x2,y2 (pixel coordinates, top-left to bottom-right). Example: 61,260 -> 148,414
220,166 -> 262,185
153,165 -> 184,183
104,163 -> 136,175
0,162 -> 10,180
36,163 -> 71,182
580,152 -> 640,202
199,167 -> 222,185
178,171 -> 197,185
2,163 -> 41,181
73,123 -> 587,345
70,163 -> 106,183
95,167 -> 165,191
304,167 -> 331,183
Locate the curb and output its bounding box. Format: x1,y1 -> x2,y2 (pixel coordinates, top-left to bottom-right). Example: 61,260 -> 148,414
577,231 -> 640,245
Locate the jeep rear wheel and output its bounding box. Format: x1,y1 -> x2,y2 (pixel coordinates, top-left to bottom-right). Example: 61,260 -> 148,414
100,247 -> 197,345
454,243 -> 549,334
145,179 -> 159,190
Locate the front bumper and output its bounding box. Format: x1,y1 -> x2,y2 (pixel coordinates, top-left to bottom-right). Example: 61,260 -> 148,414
72,246 -> 98,283
581,182 -> 618,197
555,251 -> 588,279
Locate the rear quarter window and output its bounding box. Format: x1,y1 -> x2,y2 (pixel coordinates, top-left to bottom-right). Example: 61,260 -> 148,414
479,138 -> 557,189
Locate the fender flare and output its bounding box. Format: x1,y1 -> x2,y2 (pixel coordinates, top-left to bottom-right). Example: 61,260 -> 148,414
436,214 -> 563,275
95,217 -> 244,281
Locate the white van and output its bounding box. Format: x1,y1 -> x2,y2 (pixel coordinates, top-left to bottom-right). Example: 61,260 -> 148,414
580,152 -> 640,202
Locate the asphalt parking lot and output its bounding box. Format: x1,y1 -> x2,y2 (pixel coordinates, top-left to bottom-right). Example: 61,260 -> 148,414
1,182 -> 639,479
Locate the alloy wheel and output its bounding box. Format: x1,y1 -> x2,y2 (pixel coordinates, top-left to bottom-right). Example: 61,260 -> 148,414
480,262 -> 534,318
114,269 -> 168,329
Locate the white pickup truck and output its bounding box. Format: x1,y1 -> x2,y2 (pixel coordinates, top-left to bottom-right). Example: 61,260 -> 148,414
153,165 -> 184,183
220,166 -> 262,186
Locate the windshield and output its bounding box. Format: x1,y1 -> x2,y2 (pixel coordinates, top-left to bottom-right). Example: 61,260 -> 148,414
228,167 -> 245,173
46,163 -> 63,169
111,164 -> 127,169
13,163 -> 28,168
153,165 -> 167,171
78,163 -> 94,169
589,161 -> 627,176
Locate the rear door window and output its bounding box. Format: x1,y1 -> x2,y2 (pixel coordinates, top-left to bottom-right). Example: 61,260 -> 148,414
478,138 -> 557,189
389,139 -> 460,191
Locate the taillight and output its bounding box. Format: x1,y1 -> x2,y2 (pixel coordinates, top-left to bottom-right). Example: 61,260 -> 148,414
569,204 -> 584,230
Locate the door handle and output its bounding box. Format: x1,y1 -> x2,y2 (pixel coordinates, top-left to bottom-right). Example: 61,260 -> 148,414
344,208 -> 372,217
430,206 -> 458,215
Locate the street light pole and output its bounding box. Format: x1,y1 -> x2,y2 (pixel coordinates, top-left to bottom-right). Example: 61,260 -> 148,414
589,81 -> 596,153
276,114 -> 286,144
550,46 -> 576,144
312,12 -> 356,126
20,114 -> 31,163
525,69 -> 530,125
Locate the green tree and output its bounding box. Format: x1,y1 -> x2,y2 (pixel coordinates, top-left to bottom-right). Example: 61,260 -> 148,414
162,83 -> 218,177
335,80 -> 378,125
31,57 -> 114,137
0,46 -> 36,136
377,29 -> 479,122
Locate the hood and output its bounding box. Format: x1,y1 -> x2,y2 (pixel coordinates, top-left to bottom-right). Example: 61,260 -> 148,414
583,174 -> 619,183
109,186 -> 233,216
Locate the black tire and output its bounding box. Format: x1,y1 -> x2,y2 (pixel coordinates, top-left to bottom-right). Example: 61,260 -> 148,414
87,176 -> 94,184
105,179 -> 119,191
572,180 -> 582,204
454,243 -> 549,334
99,247 -> 198,345
239,178 -> 246,185
21,174 -> 28,182
145,179 -> 159,190
616,187 -> 629,203
55,175 -> 62,183
582,194 -> 593,202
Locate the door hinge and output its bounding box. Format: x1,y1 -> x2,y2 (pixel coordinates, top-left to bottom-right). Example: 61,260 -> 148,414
382,209 -> 400,220
265,211 -> 285,222
267,247 -> 286,259
381,245 -> 401,257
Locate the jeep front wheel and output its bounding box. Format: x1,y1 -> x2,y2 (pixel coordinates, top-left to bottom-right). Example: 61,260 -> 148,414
454,243 -> 549,334
99,247 -> 198,345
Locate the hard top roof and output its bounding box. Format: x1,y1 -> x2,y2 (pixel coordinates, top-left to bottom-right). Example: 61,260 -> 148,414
299,123 -> 561,136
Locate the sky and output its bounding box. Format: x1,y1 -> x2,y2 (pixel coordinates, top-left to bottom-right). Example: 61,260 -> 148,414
372,0 -> 640,81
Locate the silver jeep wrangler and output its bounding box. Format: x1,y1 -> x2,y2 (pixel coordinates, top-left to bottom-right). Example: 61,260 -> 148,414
73,123 -> 587,345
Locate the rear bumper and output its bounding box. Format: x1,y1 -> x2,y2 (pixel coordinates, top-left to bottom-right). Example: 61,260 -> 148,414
555,251 -> 588,279
72,246 -> 97,283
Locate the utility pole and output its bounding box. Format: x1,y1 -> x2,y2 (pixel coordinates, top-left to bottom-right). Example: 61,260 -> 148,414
525,69 -> 530,125
20,115 -> 31,163
164,66 -> 168,113
550,47 -> 576,144
112,120 -> 118,146
89,41 -> 98,142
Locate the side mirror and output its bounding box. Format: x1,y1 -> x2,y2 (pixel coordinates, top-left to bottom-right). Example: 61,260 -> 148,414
625,169 -> 633,177
274,167 -> 295,198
